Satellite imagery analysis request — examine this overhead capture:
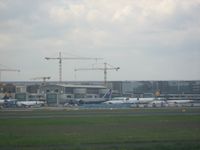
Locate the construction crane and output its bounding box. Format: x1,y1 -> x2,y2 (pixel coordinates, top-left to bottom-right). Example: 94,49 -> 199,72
75,62 -> 120,86
0,68 -> 20,81
31,76 -> 51,85
45,52 -> 103,82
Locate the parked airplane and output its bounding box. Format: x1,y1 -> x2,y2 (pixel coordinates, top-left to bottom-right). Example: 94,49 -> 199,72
75,89 -> 112,104
16,101 -> 45,107
148,99 -> 168,107
0,99 -> 4,105
166,99 -> 194,107
103,97 -> 133,104
0,99 -> 17,108
103,97 -> 155,104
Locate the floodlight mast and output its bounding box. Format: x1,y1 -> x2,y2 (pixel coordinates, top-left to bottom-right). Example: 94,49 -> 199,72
45,52 -> 103,82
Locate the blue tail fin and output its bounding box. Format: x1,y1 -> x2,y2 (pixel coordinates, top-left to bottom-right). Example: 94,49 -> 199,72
103,89 -> 112,100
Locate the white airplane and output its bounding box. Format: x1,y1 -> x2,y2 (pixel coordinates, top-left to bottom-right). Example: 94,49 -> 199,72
103,97 -> 132,104
0,99 -> 5,105
148,99 -> 168,107
0,99 -> 17,107
76,89 -> 112,104
16,101 -> 45,107
0,98 -> 17,103
103,97 -> 155,104
166,99 -> 194,106
136,97 -> 156,104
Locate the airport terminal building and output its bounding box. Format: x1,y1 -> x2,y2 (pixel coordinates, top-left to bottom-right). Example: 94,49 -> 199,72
0,80 -> 200,104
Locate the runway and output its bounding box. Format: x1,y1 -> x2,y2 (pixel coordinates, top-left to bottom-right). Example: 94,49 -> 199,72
0,107 -> 200,119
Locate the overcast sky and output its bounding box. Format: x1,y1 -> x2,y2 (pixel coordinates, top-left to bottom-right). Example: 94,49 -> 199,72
0,0 -> 200,82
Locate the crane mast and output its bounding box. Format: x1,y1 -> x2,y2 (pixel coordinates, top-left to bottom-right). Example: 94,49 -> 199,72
45,52 -> 102,82
75,62 -> 120,86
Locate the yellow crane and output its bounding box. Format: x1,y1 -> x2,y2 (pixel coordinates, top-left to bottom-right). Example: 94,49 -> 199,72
45,52 -> 103,82
75,62 -> 120,86
0,68 -> 20,81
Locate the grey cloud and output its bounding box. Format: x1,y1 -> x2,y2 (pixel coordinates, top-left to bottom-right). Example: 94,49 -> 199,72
0,0 -> 199,81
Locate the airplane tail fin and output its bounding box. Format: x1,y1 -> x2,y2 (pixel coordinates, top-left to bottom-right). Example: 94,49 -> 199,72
103,89 -> 112,100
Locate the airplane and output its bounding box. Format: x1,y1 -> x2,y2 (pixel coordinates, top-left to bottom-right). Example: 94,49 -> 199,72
0,98 -> 17,108
16,101 -> 45,108
136,97 -> 156,104
0,99 -> 5,105
147,98 -> 194,107
166,99 -> 194,107
148,99 -> 168,107
103,97 -> 155,104
74,89 -> 112,104
103,97 -> 134,104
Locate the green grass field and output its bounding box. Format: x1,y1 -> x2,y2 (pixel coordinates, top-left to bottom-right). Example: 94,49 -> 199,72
0,108 -> 200,150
